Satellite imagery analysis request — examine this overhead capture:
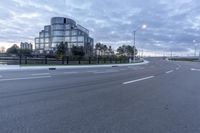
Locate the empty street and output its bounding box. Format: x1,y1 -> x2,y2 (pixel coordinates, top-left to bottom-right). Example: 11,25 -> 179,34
0,58 -> 200,133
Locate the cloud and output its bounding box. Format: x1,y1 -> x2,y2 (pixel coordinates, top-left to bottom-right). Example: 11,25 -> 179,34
0,0 -> 200,55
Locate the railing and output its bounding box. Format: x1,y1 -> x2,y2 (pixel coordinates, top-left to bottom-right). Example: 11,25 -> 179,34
0,56 -> 136,65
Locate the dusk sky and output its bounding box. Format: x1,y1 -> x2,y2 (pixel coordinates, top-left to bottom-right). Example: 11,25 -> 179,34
0,0 -> 200,56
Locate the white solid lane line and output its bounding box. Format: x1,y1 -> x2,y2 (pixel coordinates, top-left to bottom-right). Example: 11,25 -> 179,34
165,70 -> 174,74
93,70 -> 119,74
31,73 -> 50,76
191,68 -> 200,71
123,76 -> 155,85
63,72 -> 78,74
0,76 -> 51,82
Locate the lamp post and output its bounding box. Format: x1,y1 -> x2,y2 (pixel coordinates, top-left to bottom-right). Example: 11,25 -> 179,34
133,24 -> 147,62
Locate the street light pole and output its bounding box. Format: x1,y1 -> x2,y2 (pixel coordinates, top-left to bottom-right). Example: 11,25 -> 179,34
133,30 -> 136,62
132,24 -> 146,63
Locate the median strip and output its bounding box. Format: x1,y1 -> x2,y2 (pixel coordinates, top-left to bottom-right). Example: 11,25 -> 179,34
123,76 -> 155,85
0,76 -> 51,82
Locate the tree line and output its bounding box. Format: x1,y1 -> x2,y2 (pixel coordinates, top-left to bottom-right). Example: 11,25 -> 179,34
5,42 -> 138,59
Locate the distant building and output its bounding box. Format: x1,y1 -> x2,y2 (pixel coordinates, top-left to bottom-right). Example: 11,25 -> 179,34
20,42 -> 33,50
0,46 -> 6,53
35,17 -> 94,56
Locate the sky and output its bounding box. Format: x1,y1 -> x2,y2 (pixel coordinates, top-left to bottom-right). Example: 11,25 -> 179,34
0,0 -> 200,56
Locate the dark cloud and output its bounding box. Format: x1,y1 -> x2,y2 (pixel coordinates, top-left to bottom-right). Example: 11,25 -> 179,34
0,0 -> 200,55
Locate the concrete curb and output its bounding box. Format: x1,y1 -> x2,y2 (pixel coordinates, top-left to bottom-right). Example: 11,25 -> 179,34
0,60 -> 149,71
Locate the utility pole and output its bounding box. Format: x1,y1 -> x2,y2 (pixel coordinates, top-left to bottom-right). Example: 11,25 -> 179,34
170,50 -> 172,58
132,24 -> 147,63
133,31 -> 136,63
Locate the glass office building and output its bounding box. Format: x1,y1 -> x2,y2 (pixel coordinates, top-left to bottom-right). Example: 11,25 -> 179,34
35,17 -> 94,55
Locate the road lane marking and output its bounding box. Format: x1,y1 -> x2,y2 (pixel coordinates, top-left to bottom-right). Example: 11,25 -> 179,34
120,69 -> 127,71
31,73 -> 50,76
63,72 -> 78,74
165,70 -> 174,74
191,68 -> 200,71
123,76 -> 155,85
93,70 -> 119,74
0,76 -> 51,82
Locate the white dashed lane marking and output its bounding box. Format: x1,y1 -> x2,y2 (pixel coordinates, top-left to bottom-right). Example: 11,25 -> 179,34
165,70 -> 174,74
123,76 -> 155,85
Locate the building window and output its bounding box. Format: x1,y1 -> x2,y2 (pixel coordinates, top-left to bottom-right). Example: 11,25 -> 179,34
39,32 -> 45,38
51,17 -> 64,24
64,18 -> 66,24
71,30 -> 77,35
71,36 -> 77,42
52,31 -> 64,36
65,37 -> 70,42
40,44 -> 45,49
52,37 -> 64,43
78,36 -> 84,42
65,31 -> 70,36
45,38 -> 50,43
40,38 -> 44,43
35,38 -> 39,43
45,32 -> 50,37
45,44 -> 49,48
65,24 -> 70,29
68,43 -> 72,48
52,24 -> 64,30
78,43 -> 84,46
44,26 -> 51,31
35,44 -> 39,49
52,43 -> 58,47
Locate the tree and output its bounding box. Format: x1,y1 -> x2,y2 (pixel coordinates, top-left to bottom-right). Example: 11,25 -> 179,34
102,45 -> 108,56
117,45 -> 137,56
95,43 -> 110,57
56,42 -> 68,59
108,46 -> 114,56
117,46 -> 125,55
71,45 -> 85,58
19,49 -> 32,56
95,43 -> 102,56
6,44 -> 19,55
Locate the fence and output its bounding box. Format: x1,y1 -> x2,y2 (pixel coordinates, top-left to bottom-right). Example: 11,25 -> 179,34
0,56 -> 139,65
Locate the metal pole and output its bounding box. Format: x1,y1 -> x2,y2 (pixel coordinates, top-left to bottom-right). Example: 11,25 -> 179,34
133,31 -> 136,63
170,50 -> 172,58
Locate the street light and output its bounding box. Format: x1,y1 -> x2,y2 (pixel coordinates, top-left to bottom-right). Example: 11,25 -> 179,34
193,40 -> 198,57
133,24 -> 147,62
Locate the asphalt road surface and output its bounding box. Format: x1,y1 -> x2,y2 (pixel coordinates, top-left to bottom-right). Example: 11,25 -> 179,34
1,58 -> 200,133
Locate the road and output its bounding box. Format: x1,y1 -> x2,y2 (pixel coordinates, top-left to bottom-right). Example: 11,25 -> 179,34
0,58 -> 200,133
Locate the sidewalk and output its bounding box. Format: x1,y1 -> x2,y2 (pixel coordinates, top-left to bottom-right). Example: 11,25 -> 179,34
0,60 -> 149,71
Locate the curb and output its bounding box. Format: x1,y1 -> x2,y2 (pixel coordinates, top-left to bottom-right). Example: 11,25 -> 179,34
0,60 -> 149,71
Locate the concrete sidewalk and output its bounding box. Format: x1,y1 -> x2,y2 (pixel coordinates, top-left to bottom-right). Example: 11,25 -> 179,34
0,60 -> 149,71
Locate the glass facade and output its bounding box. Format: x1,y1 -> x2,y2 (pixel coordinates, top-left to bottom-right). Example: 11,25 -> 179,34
35,17 -> 94,55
